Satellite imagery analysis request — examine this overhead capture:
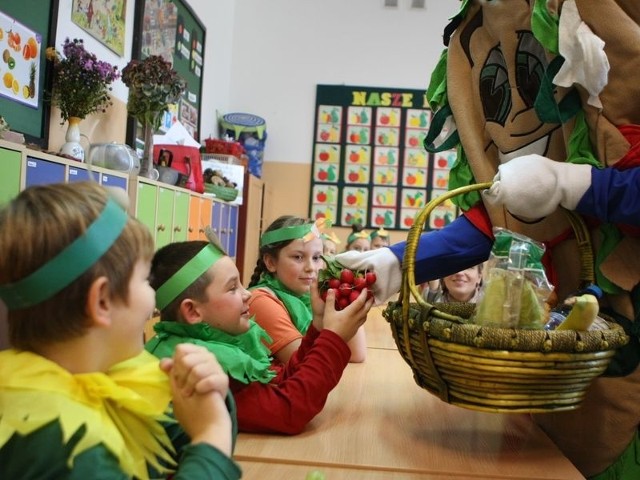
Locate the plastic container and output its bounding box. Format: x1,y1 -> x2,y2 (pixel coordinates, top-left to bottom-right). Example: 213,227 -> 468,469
219,112 -> 267,178
88,143 -> 140,175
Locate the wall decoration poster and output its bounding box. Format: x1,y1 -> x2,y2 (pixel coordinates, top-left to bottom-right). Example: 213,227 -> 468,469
0,0 -> 55,146
310,85 -> 459,231
0,11 -> 41,108
129,0 -> 205,152
71,0 -> 126,56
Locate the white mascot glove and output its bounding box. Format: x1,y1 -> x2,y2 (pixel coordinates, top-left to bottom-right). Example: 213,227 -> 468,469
334,248 -> 402,305
483,154 -> 592,219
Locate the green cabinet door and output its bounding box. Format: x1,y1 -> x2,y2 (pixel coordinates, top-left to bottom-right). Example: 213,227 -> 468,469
172,190 -> 190,242
0,147 -> 22,206
155,187 -> 174,249
136,182 -> 158,242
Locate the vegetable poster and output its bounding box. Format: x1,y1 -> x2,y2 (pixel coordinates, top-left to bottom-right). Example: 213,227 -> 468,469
310,84 -> 458,231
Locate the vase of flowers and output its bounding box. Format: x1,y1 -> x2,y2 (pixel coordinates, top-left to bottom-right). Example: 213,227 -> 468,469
46,38 -> 120,161
122,55 -> 186,178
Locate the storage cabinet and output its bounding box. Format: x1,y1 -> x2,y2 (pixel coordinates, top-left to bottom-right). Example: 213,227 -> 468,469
0,146 -> 21,206
237,174 -> 266,284
188,195 -> 212,241
0,140 -> 239,258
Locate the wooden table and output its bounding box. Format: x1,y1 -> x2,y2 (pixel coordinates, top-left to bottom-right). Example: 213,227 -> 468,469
235,307 -> 584,480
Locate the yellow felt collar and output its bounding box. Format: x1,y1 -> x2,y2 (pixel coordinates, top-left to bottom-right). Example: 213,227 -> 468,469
0,349 -> 174,479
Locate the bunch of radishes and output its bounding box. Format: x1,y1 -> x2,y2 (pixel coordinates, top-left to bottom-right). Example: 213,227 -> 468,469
318,257 -> 376,310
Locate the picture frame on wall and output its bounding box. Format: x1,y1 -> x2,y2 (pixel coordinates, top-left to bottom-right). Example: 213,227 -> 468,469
127,0 -> 205,153
70,0 -> 127,56
0,0 -> 58,147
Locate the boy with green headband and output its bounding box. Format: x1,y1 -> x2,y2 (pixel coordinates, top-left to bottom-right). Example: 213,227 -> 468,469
0,182 -> 240,480
248,215 -> 367,364
146,237 -> 373,435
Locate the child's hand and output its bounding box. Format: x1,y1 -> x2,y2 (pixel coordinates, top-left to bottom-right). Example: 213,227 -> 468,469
159,343 -> 229,397
160,344 -> 232,455
310,279 -> 327,329
319,287 -> 373,342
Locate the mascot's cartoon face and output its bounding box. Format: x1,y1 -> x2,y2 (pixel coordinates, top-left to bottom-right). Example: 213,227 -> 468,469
447,0 -> 568,183
462,4 -> 562,163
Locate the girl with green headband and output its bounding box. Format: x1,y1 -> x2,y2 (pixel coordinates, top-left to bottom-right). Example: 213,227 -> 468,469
0,182 -> 240,480
146,238 -> 373,435
345,223 -> 371,252
248,215 -> 368,364
370,227 -> 391,250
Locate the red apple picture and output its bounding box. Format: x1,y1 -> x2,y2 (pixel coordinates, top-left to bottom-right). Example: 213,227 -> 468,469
345,213 -> 353,223
433,216 -> 446,228
375,214 -> 384,225
318,169 -> 328,181
404,216 -> 414,227
316,191 -> 327,202
437,157 -> 448,168
320,131 -> 330,141
349,151 -> 360,162
346,194 -> 357,205
319,151 -> 329,161
348,171 -> 359,182
406,173 -> 416,185
380,114 -> 390,125
315,211 -> 326,220
408,137 -> 419,147
349,133 -> 360,143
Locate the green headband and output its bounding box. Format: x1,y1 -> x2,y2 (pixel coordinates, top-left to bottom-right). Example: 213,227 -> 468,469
370,229 -> 389,240
260,222 -> 320,247
155,243 -> 225,310
347,230 -> 370,245
0,197 -> 128,310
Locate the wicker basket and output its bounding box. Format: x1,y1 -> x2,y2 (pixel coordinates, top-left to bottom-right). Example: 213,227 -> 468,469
204,184 -> 239,202
383,182 -> 629,413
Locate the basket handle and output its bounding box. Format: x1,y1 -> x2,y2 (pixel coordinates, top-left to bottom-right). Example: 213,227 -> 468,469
400,182 -> 595,323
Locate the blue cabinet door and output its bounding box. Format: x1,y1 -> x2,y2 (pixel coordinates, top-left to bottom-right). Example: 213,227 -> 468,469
68,166 -> 100,183
228,205 -> 239,258
25,157 -> 65,187
101,174 -> 127,191
211,200 -> 223,246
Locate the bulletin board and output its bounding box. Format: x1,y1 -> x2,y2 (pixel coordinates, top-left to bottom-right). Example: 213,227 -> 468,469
309,84 -> 459,231
128,0 -> 205,149
0,0 -> 57,146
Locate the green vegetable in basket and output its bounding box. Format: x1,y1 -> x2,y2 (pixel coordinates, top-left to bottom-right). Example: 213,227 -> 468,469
474,268 -> 507,326
518,280 -> 546,329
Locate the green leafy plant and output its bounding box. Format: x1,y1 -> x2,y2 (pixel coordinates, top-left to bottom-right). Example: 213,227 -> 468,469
121,55 -> 186,130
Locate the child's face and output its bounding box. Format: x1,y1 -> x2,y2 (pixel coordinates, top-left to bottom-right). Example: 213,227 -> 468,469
112,259 -> 156,360
195,256 -> 252,335
370,236 -> 389,249
266,237 -> 323,295
323,239 -> 337,256
443,266 -> 482,302
347,238 -> 371,252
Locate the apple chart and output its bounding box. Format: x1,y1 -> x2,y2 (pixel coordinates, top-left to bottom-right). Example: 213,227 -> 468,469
311,84 -> 459,230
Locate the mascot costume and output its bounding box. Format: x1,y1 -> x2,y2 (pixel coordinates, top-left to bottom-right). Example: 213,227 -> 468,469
337,1 -> 640,478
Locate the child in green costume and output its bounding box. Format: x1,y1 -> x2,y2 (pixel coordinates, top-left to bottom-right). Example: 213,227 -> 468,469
0,182 -> 240,480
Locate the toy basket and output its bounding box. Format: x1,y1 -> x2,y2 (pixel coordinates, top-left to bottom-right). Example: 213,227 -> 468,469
383,182 -> 629,413
204,184 -> 239,202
